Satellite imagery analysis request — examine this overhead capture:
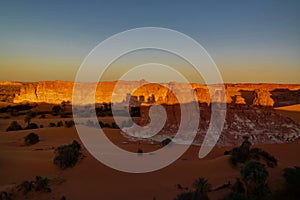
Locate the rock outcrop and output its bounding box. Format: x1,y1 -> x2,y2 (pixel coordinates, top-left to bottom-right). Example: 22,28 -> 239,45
2,81 -> 298,107
1,80 -> 300,146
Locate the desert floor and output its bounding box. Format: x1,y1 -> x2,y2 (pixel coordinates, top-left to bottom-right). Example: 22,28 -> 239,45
0,103 -> 300,200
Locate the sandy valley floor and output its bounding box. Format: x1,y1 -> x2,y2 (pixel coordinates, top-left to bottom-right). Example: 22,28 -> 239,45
0,104 -> 300,199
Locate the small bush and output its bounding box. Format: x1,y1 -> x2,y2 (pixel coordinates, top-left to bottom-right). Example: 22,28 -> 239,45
64,120 -> 74,128
0,191 -> 12,200
18,176 -> 51,194
283,167 -> 300,197
24,132 -> 39,145
6,121 -> 23,131
104,123 -> 111,128
221,192 -> 247,200
24,123 -> 38,130
34,176 -> 51,192
85,120 -> 94,127
174,191 -> 194,200
52,105 -> 62,116
99,121 -> 105,128
161,138 -> 172,146
111,122 -> 119,129
60,113 -> 69,118
57,121 -> 63,127
53,140 -> 81,169
40,114 -> 46,119
49,122 -> 56,127
137,148 -> 143,154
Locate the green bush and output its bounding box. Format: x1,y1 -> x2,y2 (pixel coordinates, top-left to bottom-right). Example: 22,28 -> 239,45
6,121 -> 23,131
24,132 -> 39,145
53,140 -> 81,169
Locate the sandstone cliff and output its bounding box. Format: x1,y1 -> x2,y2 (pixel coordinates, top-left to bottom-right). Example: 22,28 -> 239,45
5,81 -> 299,107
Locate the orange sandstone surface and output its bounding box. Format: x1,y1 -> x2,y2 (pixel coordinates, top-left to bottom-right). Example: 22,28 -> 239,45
0,81 -> 299,106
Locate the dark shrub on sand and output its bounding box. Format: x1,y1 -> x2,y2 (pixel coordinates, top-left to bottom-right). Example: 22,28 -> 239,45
53,140 -> 81,169
6,121 -> 23,131
24,132 -> 39,145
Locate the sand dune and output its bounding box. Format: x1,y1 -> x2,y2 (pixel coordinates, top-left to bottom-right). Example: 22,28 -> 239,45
0,105 -> 300,199
275,104 -> 300,125
1,124 -> 300,199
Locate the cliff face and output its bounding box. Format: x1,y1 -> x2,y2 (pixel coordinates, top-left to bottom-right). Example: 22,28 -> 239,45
8,81 -> 300,107
2,80 -> 300,146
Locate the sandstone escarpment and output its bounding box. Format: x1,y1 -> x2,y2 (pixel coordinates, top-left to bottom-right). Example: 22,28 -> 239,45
0,81 -> 297,107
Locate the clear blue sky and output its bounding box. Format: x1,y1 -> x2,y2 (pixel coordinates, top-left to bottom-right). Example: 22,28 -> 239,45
1,0 -> 299,83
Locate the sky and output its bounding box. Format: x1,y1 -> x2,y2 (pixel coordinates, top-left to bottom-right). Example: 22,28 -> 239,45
0,0 -> 299,83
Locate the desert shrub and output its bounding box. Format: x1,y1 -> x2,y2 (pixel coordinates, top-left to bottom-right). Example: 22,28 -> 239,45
24,132 -> 39,145
19,181 -> 32,194
137,148 -> 143,154
250,148 -> 277,167
111,122 -> 119,129
40,124 -> 44,128
26,110 -> 36,118
53,140 -> 81,169
57,121 -> 63,127
85,120 -> 95,127
6,121 -> 23,131
130,107 -> 141,117
221,192 -> 247,200
52,105 -> 62,116
18,176 -> 50,194
193,178 -> 211,200
34,176 -> 51,192
40,114 -> 46,119
174,191 -> 194,200
64,120 -> 74,128
60,113 -> 69,118
225,139 -> 277,167
104,123 -> 111,128
49,122 -> 56,127
24,123 -> 38,130
0,191 -> 12,200
161,138 -> 172,146
231,178 -> 245,194
121,120 -> 134,128
174,178 -> 211,200
240,161 -> 271,200
283,167 -> 300,197
98,121 -> 105,128
3,115 -> 10,119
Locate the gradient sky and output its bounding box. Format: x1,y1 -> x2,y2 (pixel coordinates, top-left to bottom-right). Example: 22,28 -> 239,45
0,0 -> 299,83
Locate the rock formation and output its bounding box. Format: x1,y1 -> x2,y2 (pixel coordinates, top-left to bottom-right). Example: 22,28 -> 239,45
0,81 -> 298,107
